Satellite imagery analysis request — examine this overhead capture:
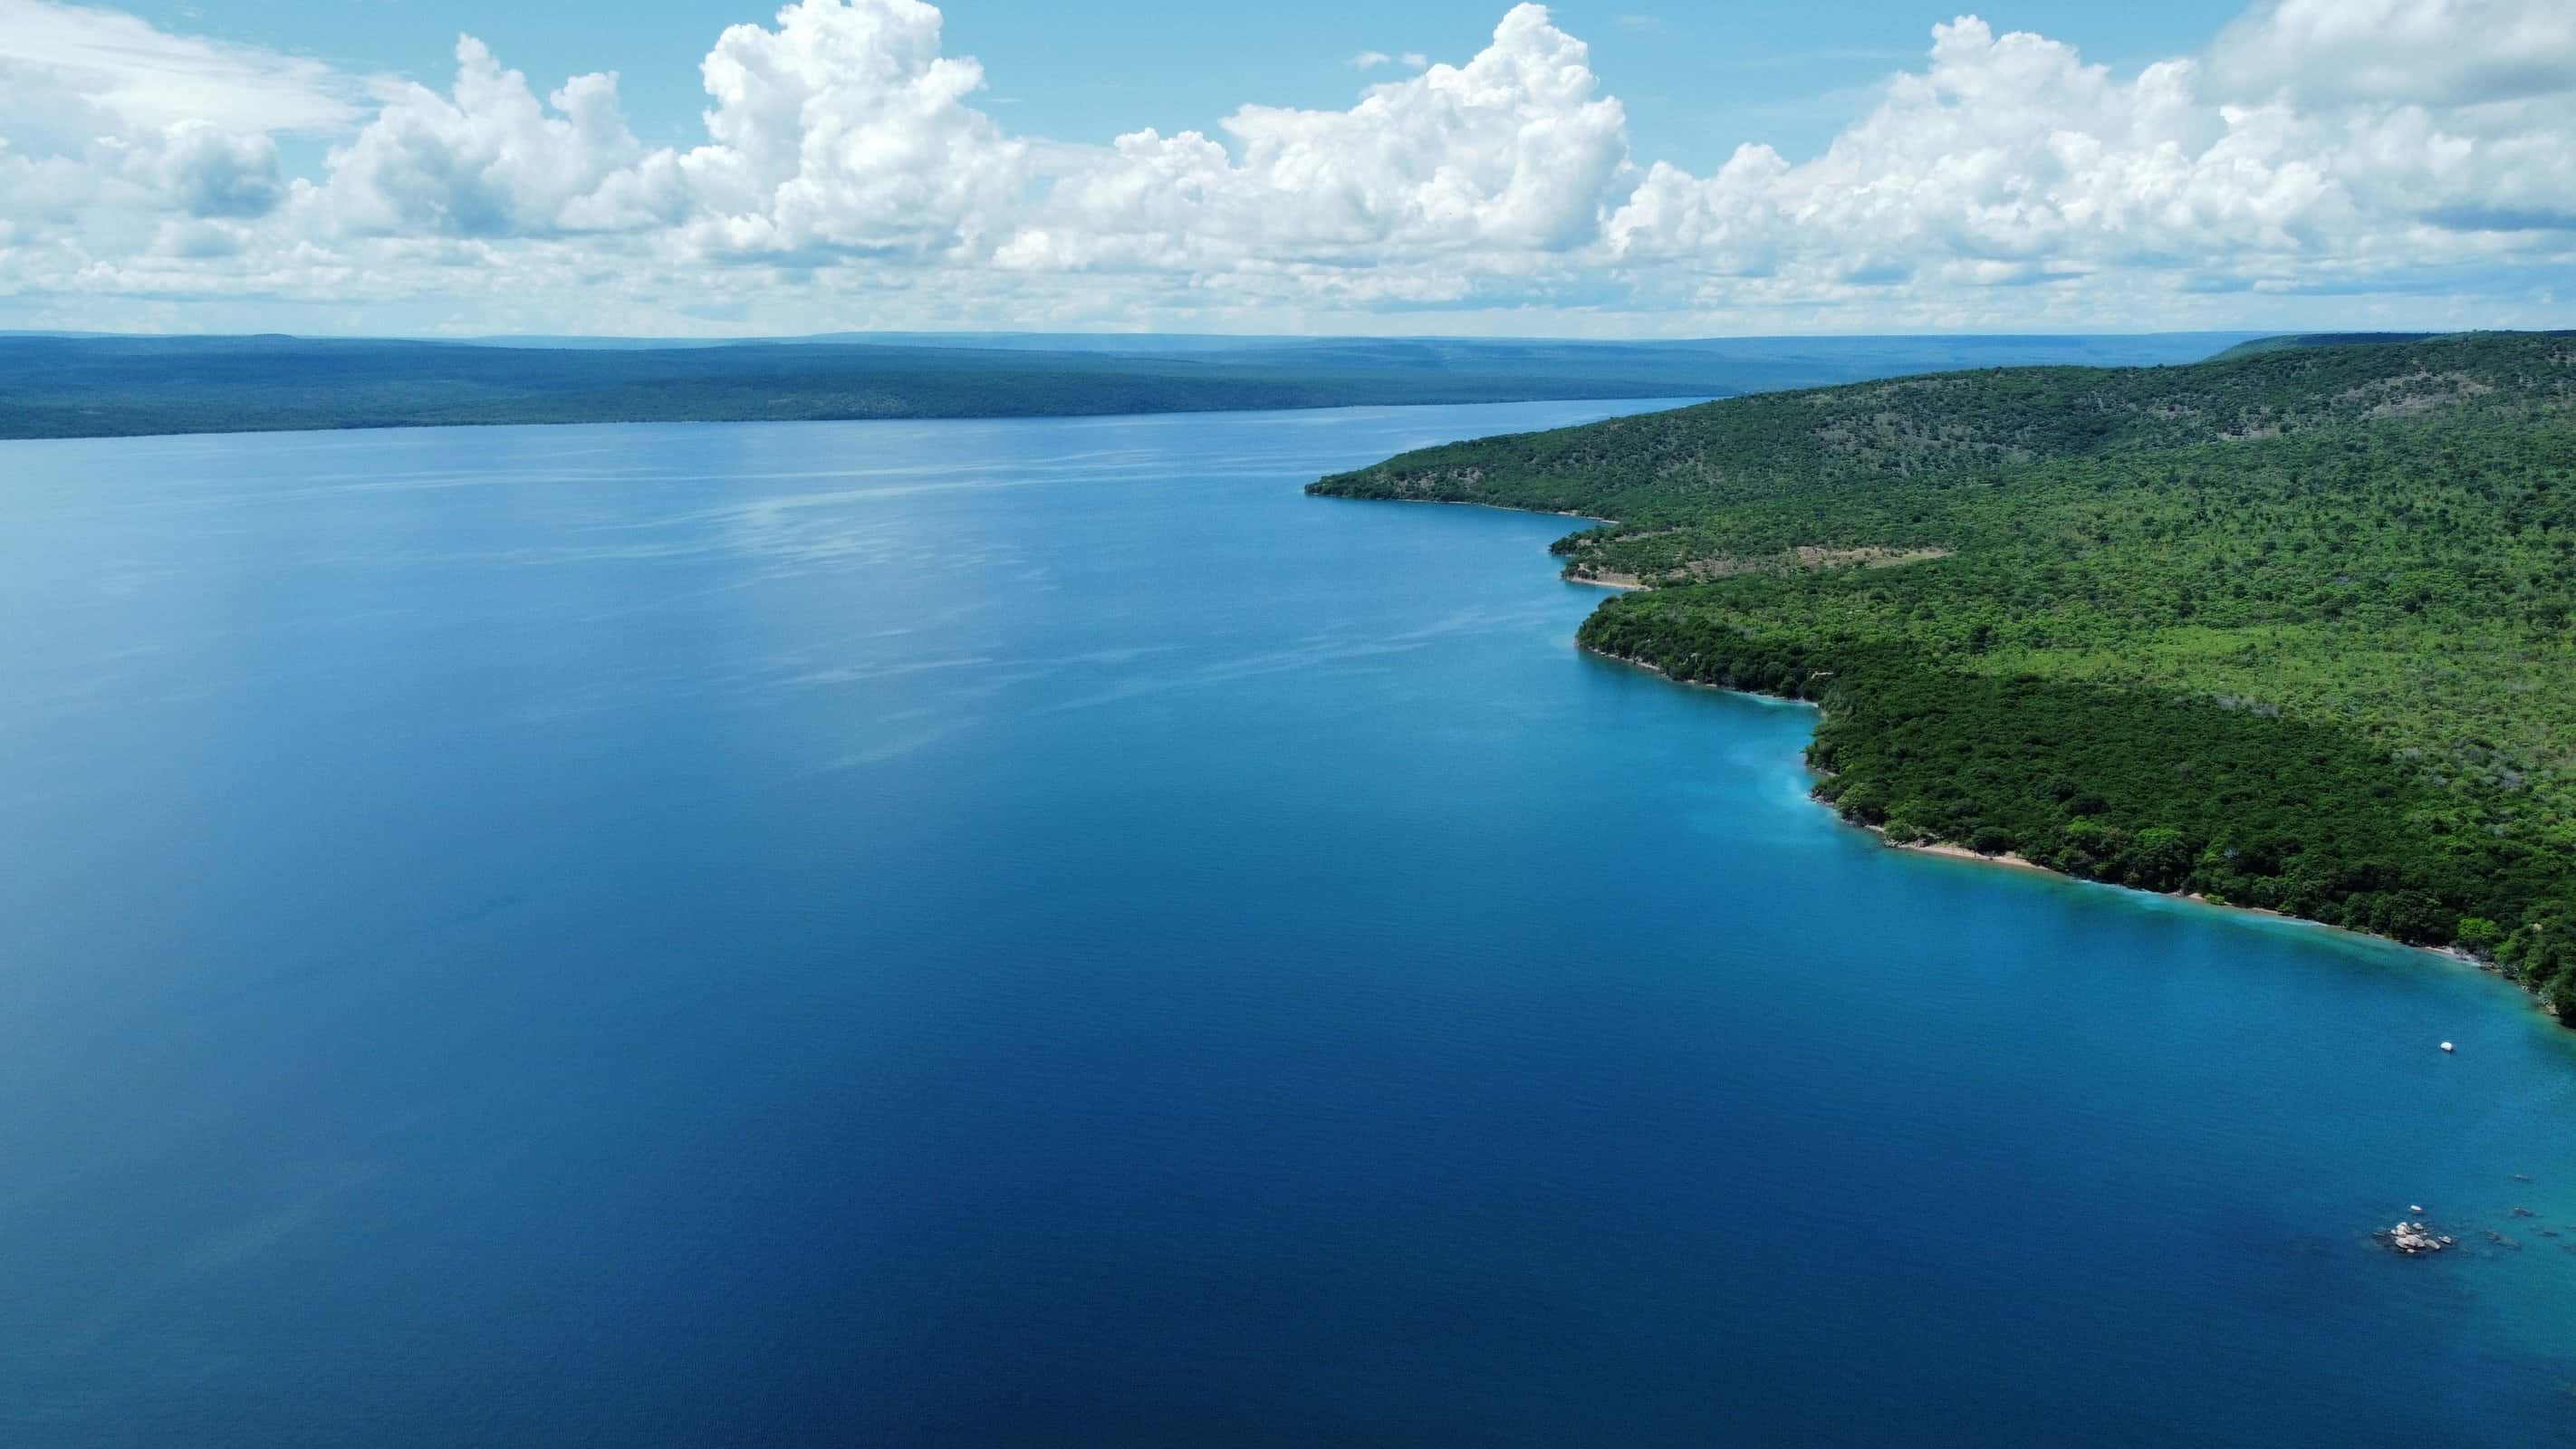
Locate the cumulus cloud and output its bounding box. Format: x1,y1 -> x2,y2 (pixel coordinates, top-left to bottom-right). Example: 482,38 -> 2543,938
154,121 -> 286,219
1605,10 -> 2575,312
304,1 -> 1029,254
321,37 -> 665,237
1003,5 -> 1626,279
3,0 -> 2574,334
0,67 -> 283,276
2207,0 -> 2576,107
669,0 -> 1027,256
1609,20 -> 2313,274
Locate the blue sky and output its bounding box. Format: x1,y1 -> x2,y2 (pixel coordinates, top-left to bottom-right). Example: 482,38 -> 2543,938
123,1 -> 2252,163
5,1 -> 2572,337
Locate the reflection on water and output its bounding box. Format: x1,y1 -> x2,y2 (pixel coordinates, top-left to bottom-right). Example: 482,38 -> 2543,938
1,404 -> 2572,1447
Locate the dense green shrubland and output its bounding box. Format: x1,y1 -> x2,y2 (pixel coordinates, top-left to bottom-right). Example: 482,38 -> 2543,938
1313,333 -> 2576,1016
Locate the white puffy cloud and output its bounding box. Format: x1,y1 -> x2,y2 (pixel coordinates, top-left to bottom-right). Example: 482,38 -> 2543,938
153,121 -> 286,219
317,0 -> 1027,258
1604,10 -> 2576,314
1225,5 -> 1624,254
1611,20 -> 2321,277
1000,4 -> 1627,283
1604,147 -> 1792,278
667,0 -> 1026,257
0,2 -> 341,306
3,0 -> 2574,335
321,37 -> 663,237
2207,0 -> 2576,107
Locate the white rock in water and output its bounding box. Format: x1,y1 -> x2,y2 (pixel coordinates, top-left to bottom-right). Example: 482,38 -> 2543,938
2386,1221 -> 2447,1254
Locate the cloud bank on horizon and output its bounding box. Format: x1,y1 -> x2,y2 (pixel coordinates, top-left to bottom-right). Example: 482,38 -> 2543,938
1,0 -> 2571,336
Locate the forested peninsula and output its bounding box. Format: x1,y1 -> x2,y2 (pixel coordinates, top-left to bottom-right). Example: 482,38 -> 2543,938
1312,333 -> 2576,1018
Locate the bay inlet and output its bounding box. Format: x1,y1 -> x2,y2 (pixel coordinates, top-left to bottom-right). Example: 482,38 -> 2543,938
1,402 -> 2571,1445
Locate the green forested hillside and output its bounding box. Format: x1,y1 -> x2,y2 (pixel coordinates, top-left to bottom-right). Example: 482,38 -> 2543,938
1311,333 -> 2576,1015
2210,331 -> 2447,359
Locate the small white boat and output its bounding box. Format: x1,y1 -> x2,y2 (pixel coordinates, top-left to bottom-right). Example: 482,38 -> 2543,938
2440,1041 -> 2456,1053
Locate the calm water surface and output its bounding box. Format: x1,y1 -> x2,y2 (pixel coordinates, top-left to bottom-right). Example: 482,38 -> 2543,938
3,405 -> 2573,1446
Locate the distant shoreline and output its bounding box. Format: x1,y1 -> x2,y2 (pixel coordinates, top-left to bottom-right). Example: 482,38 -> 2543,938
0,331 -> 2273,443
0,392 -> 1721,446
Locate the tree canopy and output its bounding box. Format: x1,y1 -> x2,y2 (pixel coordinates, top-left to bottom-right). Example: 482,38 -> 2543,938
1313,332 -> 2576,1018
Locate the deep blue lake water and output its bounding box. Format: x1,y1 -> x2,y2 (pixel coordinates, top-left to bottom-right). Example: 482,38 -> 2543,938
3,403 -> 2574,1446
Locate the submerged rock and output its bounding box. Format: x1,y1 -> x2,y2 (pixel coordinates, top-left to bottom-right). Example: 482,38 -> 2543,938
2383,1221 -> 2449,1255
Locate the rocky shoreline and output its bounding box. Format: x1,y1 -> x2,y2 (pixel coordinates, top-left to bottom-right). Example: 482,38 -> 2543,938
1573,639 -> 2552,1009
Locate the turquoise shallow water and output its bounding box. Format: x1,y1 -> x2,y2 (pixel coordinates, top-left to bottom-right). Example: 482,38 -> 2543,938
2,403 -> 2573,1445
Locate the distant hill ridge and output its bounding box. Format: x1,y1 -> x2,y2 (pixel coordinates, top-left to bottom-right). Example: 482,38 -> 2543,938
0,331 -> 2258,440
1312,332 -> 2576,1013
2214,330 -> 2576,360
